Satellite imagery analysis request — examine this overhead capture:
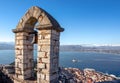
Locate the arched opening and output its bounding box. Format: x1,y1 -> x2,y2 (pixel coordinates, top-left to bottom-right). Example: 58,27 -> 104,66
24,17 -> 37,28
33,22 -> 40,80
23,17 -> 39,80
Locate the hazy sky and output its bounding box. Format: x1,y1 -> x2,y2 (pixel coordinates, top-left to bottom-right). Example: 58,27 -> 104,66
0,0 -> 120,45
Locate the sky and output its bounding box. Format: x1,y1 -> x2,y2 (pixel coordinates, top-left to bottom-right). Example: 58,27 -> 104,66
0,0 -> 120,45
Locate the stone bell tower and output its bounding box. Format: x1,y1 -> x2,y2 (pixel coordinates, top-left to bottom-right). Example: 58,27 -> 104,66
12,6 -> 64,83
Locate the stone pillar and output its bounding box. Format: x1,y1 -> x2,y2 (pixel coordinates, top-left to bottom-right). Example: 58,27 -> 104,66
50,29 -> 60,83
13,28 -> 35,80
37,26 -> 62,83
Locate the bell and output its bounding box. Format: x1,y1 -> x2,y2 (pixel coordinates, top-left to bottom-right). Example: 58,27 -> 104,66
31,32 -> 38,44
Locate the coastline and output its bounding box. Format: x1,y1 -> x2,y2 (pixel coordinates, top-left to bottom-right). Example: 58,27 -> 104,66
60,51 -> 120,55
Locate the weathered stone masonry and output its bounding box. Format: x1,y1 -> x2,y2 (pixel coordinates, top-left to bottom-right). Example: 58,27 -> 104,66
12,6 -> 64,83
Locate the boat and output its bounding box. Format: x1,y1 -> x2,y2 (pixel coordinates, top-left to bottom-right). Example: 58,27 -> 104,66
72,59 -> 78,62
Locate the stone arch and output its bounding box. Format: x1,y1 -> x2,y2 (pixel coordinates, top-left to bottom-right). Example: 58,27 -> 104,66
13,6 -> 64,83
16,6 -> 61,30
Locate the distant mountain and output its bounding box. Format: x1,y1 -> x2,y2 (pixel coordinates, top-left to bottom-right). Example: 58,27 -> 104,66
60,45 -> 120,54
0,42 -> 14,50
60,45 -> 120,51
0,42 -> 120,54
60,45 -> 83,51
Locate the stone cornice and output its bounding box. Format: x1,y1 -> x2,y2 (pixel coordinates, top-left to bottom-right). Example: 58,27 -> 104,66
12,28 -> 36,34
35,25 -> 64,32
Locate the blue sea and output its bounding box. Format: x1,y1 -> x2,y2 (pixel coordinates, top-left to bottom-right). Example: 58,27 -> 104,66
0,50 -> 120,77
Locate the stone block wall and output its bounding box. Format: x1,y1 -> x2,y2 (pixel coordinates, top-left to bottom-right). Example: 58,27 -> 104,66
37,29 -> 60,83
15,32 -> 34,80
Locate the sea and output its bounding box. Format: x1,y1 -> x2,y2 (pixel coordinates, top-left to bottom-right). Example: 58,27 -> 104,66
0,50 -> 120,77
